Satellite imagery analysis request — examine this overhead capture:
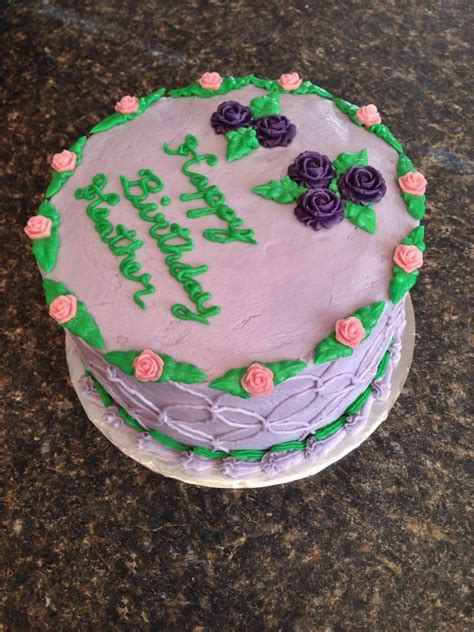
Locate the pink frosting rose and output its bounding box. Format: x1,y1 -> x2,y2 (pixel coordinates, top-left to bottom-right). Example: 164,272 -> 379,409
241,362 -> 274,397
51,149 -> 77,172
198,72 -> 223,91
398,171 -> 428,196
24,215 -> 52,240
355,104 -> 382,127
49,294 -> 78,324
393,244 -> 423,273
278,72 -> 303,91
335,316 -> 365,349
133,349 -> 164,382
115,95 -> 139,114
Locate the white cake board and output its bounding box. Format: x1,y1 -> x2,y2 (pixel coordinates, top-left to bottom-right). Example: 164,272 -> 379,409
66,297 -> 415,489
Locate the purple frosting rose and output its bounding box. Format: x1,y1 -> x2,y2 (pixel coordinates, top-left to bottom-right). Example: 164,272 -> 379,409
294,188 -> 344,231
254,115 -> 296,148
338,166 -> 387,205
211,101 -> 253,134
288,151 -> 335,188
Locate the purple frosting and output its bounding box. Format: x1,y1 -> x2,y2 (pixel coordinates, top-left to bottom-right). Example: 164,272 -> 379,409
210,101 -> 253,134
254,115 -> 296,148
288,151 -> 335,188
338,166 -> 387,205
294,188 -> 344,231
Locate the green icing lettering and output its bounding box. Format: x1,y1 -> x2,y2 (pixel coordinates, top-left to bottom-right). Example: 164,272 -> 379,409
163,133 -> 257,245
120,168 -> 220,325
74,174 -> 156,310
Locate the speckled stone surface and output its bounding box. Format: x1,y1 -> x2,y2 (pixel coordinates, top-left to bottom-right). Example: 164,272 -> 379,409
1,1 -> 472,630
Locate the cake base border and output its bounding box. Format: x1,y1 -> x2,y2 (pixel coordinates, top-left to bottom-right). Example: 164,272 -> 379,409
66,297 -> 415,489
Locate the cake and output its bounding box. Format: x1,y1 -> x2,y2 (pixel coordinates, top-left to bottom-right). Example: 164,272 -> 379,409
25,72 -> 427,480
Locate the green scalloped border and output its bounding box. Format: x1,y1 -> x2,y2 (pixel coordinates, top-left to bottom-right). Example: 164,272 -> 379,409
86,341 -> 393,463
34,75 -> 426,391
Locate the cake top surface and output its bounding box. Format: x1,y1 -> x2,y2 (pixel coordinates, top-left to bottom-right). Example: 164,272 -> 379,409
27,74 -> 426,387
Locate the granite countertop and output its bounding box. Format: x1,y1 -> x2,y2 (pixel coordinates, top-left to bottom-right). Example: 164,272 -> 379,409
1,1 -> 471,630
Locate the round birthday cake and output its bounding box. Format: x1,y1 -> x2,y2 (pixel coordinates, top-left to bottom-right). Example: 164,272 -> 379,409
25,72 -> 427,480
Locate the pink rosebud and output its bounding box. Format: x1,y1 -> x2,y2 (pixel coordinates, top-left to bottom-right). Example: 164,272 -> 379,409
241,362 -> 274,397
51,149 -> 77,172
398,171 -> 427,196
24,215 -> 52,240
114,95 -> 139,114
393,244 -> 423,273
355,104 -> 382,127
278,72 -> 303,91
49,294 -> 78,324
197,72 -> 223,91
133,349 -> 164,382
335,317 -> 365,349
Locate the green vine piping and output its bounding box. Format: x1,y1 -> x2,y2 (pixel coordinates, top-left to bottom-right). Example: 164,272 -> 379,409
104,350 -> 206,384
314,301 -> 386,364
208,360 -> 307,398
90,89 -> 165,135
30,200 -> 61,272
45,135 -> 87,199
86,343 -> 391,462
74,173 -> 156,310
389,226 -> 426,303
43,279 -> 105,349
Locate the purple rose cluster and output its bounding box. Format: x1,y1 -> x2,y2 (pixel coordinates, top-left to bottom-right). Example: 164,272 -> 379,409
288,151 -> 387,231
211,100 -> 296,148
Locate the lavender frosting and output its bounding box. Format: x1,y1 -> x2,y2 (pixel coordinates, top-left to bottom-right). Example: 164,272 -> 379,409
52,87 -> 417,378
71,300 -> 405,453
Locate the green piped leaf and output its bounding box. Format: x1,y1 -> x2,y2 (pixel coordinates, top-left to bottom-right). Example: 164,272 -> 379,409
104,351 -> 138,375
353,301 -> 386,337
292,82 -> 333,99
91,112 -> 135,134
344,201 -> 377,234
38,199 -> 60,227
252,176 -> 307,204
370,123 -> 404,154
333,98 -> 361,124
32,232 -> 60,273
159,353 -> 207,384
402,226 -> 426,252
249,92 -> 281,118
389,266 -> 419,303
69,135 -> 87,165
401,192 -> 426,220
397,154 -> 415,177
209,368 -> 249,398
314,334 -> 354,364
43,279 -> 71,304
226,127 -> 260,162
140,88 -> 165,109
46,171 -> 72,198
63,302 -> 105,350
265,360 -> 307,384
333,148 -> 368,176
